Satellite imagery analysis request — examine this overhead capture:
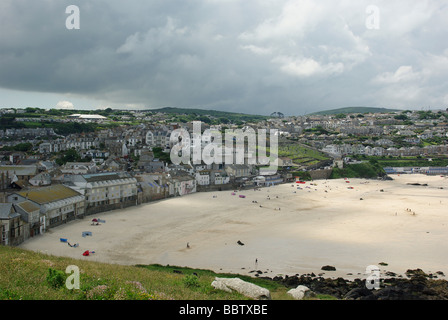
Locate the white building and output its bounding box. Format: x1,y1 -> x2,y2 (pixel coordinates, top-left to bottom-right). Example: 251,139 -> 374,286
212,171 -> 230,185
195,170 -> 210,186
63,172 -> 138,214
322,144 -> 341,156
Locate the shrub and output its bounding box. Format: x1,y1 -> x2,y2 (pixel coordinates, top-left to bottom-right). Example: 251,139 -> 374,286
46,268 -> 66,289
183,274 -> 200,288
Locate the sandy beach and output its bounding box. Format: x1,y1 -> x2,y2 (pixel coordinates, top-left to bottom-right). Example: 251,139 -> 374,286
19,174 -> 448,280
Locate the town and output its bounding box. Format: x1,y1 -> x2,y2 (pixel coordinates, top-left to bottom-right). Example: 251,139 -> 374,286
1,106 -> 448,246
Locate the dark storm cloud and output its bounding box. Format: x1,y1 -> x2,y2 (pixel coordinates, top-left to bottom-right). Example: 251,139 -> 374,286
0,0 -> 447,115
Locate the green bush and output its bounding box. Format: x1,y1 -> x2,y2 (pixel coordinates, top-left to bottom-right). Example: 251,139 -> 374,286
46,268 -> 66,289
183,274 -> 200,288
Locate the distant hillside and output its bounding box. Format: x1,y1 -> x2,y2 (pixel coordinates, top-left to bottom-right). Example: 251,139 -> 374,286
149,107 -> 269,122
309,107 -> 401,116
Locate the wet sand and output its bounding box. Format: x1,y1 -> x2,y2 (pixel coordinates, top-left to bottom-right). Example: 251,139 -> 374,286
19,174 -> 448,279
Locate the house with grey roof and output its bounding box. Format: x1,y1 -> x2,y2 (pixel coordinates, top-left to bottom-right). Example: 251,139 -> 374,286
29,172 -> 52,187
224,164 -> 252,178
168,172 -> 196,196
13,200 -> 43,238
0,165 -> 38,182
7,184 -> 85,229
0,203 -> 25,246
135,173 -> 170,204
60,162 -> 97,174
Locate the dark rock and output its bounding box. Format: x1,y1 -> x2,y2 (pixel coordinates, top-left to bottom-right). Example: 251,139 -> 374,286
271,268 -> 448,300
373,287 -> 411,300
283,276 -> 300,287
321,265 -> 336,271
385,271 -> 397,277
405,268 -> 428,278
344,288 -> 374,300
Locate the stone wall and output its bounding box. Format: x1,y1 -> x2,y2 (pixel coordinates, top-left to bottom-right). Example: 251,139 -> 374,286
309,169 -> 333,180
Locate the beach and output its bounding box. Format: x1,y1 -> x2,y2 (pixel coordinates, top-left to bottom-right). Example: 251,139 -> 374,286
19,174 -> 448,280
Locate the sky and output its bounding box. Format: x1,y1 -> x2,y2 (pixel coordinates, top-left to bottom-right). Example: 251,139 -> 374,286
0,0 -> 447,116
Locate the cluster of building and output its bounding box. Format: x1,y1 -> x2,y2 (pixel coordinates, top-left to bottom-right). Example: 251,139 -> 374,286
0,155 -> 292,246
322,143 -> 448,157
294,112 -> 448,156
1,108 -> 448,246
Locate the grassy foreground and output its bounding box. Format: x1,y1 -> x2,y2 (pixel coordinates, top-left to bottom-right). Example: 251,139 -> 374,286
0,245 -> 299,300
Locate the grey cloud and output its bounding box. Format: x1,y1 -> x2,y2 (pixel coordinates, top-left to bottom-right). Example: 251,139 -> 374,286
0,0 -> 447,114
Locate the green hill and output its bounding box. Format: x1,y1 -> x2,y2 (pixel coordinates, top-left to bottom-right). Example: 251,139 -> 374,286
0,245 -> 292,300
309,107 -> 401,116
149,107 -> 269,123
330,161 -> 387,179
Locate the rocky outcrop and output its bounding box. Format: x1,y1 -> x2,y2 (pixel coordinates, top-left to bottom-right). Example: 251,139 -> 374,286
211,277 -> 271,300
271,269 -> 448,300
287,285 -> 316,300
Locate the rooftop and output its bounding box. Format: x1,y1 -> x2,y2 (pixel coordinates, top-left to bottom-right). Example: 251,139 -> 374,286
68,114 -> 107,119
16,184 -> 82,205
82,172 -> 129,183
14,200 -> 40,213
0,203 -> 19,220
0,165 -> 38,176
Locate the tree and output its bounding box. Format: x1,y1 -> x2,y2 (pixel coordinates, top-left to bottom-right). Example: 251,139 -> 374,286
56,148 -> 81,165
25,107 -> 39,113
152,147 -> 171,163
394,114 -> 408,120
14,142 -> 33,152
